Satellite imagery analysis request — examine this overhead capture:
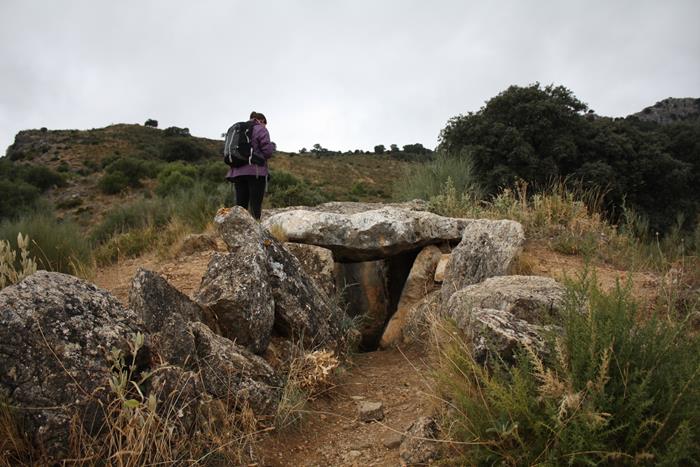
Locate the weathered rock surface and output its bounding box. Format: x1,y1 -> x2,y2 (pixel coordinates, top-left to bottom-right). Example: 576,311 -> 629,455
335,260 -> 390,349
283,242 -> 336,299
190,322 -> 282,415
444,275 -> 566,363
402,290 -> 442,346
399,416 -> 441,466
195,251 -> 274,354
129,268 -> 202,333
434,253 -> 450,282
0,272 -> 148,460
263,206 -> 469,261
451,275 -> 566,323
380,245 -> 442,348
441,219 -> 525,303
357,400 -> 385,422
215,206 -> 347,351
264,200 -> 430,218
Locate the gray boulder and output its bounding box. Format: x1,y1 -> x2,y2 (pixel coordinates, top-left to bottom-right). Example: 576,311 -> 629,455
263,200 -> 430,218
451,275 -> 566,323
262,206 -> 469,261
129,268 -> 202,333
283,242 -> 336,299
190,322 -> 281,415
195,251 -> 274,354
444,275 -> 567,364
0,272 -> 148,460
441,219 -> 525,303
215,206 -> 347,351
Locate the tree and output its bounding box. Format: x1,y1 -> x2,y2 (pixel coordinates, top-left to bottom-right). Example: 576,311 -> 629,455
374,144 -> 385,154
144,119 -> 158,128
389,144 -> 399,153
311,143 -> 328,154
299,147 -> 308,154
402,143 -> 429,154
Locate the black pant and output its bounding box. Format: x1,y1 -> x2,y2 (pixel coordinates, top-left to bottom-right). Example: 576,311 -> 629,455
233,175 -> 266,220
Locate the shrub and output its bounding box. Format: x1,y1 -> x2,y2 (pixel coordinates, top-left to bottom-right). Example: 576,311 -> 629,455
434,273 -> 700,465
267,171 -> 328,208
393,151 -> 482,202
167,182 -> 227,231
98,171 -> 131,194
20,165 -> 66,190
0,179 -> 40,219
0,212 -> 93,277
156,171 -> 195,197
160,137 -> 214,162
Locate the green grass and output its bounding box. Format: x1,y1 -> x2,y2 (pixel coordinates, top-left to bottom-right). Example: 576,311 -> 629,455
434,271 -> 700,466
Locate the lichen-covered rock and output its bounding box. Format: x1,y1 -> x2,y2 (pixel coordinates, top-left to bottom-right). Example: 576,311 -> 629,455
451,275 -> 566,323
264,235 -> 347,350
147,366 -> 203,431
283,242 -> 336,299
129,268 -> 202,333
195,251 -> 274,354
460,308 -> 551,364
399,416 -> 441,466
264,200 -> 430,218
433,253 -> 450,282
0,271 -> 148,460
334,260 -> 390,349
441,219 -> 525,303
380,245 -> 442,348
190,322 -> 281,415
444,275 -> 566,364
215,206 -> 347,351
263,206 -> 469,262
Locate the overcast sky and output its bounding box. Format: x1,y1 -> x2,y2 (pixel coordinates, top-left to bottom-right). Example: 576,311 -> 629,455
1,0 -> 698,155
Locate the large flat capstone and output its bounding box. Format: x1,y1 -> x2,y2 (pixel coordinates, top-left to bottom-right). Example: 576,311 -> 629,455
262,206 -> 469,262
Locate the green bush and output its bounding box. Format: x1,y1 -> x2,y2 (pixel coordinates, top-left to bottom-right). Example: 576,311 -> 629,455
159,137 -> 210,162
267,170 -> 328,208
20,165 -> 66,190
156,171 -> 195,197
393,151 -> 482,202
167,182 -> 227,231
436,273 -> 700,465
0,212 -> 93,277
0,180 -> 40,219
98,171 -> 131,194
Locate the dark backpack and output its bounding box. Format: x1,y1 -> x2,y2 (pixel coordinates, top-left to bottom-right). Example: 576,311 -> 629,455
223,121 -> 254,167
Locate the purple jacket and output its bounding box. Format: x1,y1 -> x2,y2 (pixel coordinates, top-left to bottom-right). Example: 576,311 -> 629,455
226,120 -> 276,179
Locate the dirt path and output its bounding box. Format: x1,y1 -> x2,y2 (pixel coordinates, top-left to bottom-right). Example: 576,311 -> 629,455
261,347 -> 435,467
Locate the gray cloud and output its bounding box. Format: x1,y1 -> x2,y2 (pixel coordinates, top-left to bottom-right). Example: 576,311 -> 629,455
1,0 -> 698,155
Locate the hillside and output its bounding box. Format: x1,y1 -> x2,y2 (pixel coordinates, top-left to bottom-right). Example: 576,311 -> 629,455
2,124 -> 419,229
630,97 -> 700,124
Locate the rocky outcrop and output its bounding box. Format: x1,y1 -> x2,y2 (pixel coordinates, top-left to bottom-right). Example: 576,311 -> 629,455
441,219 -> 524,303
215,206 -> 347,351
129,268 -> 202,333
195,251 -> 274,354
0,272 -> 149,460
264,200 -> 430,218
263,206 -> 469,261
631,97 -> 700,124
380,245 -> 442,348
284,242 -> 336,299
335,260 -> 390,349
444,275 -> 567,363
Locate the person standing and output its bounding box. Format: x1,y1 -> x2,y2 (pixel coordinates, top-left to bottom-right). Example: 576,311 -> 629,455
226,111 -> 276,220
